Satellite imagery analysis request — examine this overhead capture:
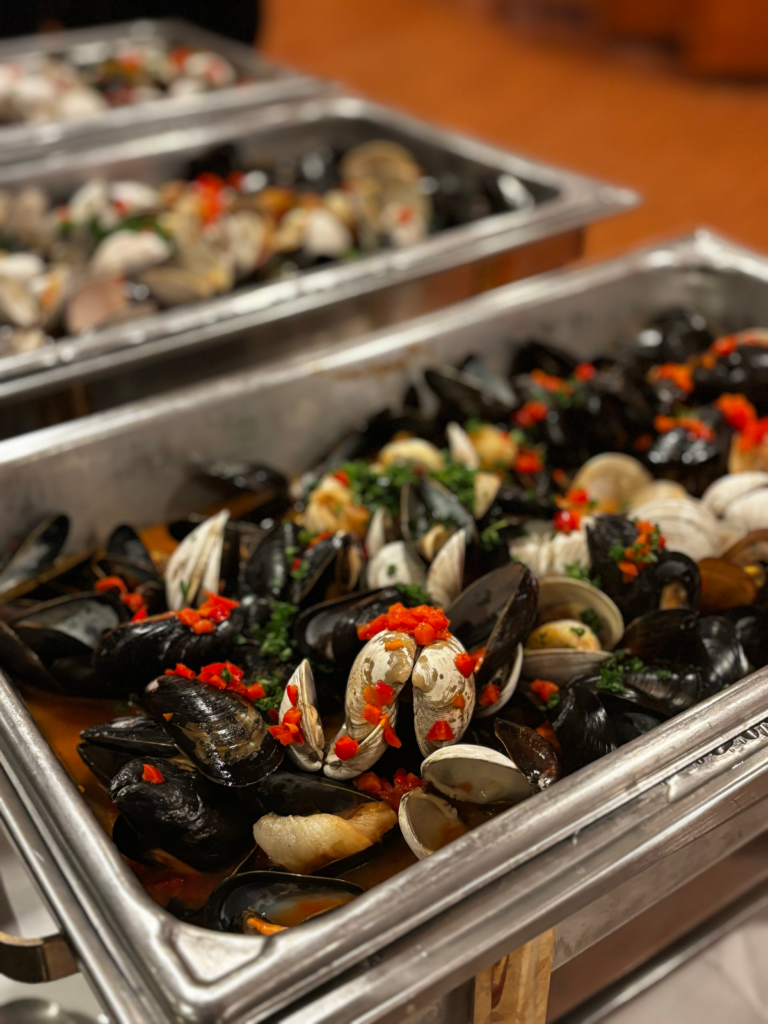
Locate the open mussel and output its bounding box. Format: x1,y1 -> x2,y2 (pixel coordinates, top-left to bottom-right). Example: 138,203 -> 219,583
97,525 -> 160,591
0,513 -> 70,600
494,721 -> 560,790
551,687 -> 616,773
587,515 -> 701,623
448,562 -> 538,715
110,757 -> 253,872
144,673 -> 283,787
723,606 -> 768,671
204,871 -> 363,935
81,716 -> 178,757
424,358 -> 517,424
165,511 -> 229,610
295,586 -> 403,669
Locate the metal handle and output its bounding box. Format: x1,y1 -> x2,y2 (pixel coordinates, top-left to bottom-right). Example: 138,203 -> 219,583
0,927 -> 77,984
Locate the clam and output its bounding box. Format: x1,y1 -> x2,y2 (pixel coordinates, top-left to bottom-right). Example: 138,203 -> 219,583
0,252 -> 46,283
65,278 -> 129,335
412,635 -> 476,756
508,521 -> 591,578
0,276 -> 40,328
89,229 -> 171,278
165,509 -> 229,610
627,479 -> 688,510
276,660 -> 325,773
302,208 -> 352,259
570,453 -> 652,513
139,265 -> 212,307
366,540 -> 426,591
628,496 -> 735,562
252,801 -> 397,874
425,529 -> 466,608
205,872 -> 363,935
721,487 -> 768,533
446,421 -> 480,470
344,630 -> 417,741
144,673 -> 283,787
398,790 -> 468,860
377,437 -> 444,473
522,576 -> 623,685
421,743 -> 534,805
109,181 -> 159,215
702,472 -> 768,519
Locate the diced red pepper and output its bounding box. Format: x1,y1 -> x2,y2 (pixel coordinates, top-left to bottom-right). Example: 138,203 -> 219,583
354,772 -> 383,795
357,604 -> 451,643
142,764 -> 165,784
413,621 -> 436,646
425,720 -> 455,742
478,684 -> 501,707
531,369 -> 571,394
287,684 -> 299,707
333,469 -> 350,486
529,679 -> 559,703
381,713 -> 401,748
363,703 -> 383,725
454,651 -> 474,678
711,335 -> 738,357
715,393 -> 758,433
95,576 -> 128,595
197,592 -> 240,623
513,400 -> 549,428
553,509 -> 581,535
514,450 -> 544,476
536,721 -> 563,757
334,735 -> 359,761
384,638 -> 404,651
267,708 -> 280,723
574,362 -> 596,382
131,606 -> 148,623
165,663 -> 196,679
375,681 -> 395,704
453,693 -> 466,708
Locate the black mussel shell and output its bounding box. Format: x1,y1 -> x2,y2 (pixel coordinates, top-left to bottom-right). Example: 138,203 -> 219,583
296,531 -> 363,609
587,516 -> 700,620
294,587 -> 402,667
204,871 -> 363,933
722,606 -> 768,670
111,813 -> 156,866
98,525 -> 159,589
623,660 -> 704,713
596,691 -> 668,745
643,408 -> 728,496
692,342 -> 768,415
621,609 -> 747,697
510,340 -> 577,379
0,514 -> 70,599
144,674 -> 282,787
11,593 -> 127,696
495,720 -> 560,789
552,687 -> 617,774
93,606 -> 245,696
490,484 -> 557,520
242,520 -> 300,603
81,716 -> 177,757
201,461 -> 288,497
110,757 -> 253,872
238,771 -> 374,820
402,478 -> 477,556
448,562 -> 538,696
626,309 -> 713,379
78,742 -> 137,788
424,361 -> 517,423
0,619 -> 60,690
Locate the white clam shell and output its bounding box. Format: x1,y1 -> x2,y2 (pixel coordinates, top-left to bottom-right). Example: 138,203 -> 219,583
303,207 -> 352,259
366,540 -> 426,590
279,660 -> 324,773
446,421 -> 480,470
522,649 -> 610,686
628,497 -> 735,562
0,253 -> 46,283
164,509 -> 229,610
536,576 -> 624,649
421,743 -> 534,805
323,719 -> 392,780
473,472 -> 502,520
717,487 -> 768,532
474,643 -> 523,719
627,479 -> 688,510
90,229 -> 171,278
426,530 -> 466,609
345,631 -> 416,739
412,636 -> 475,757
571,453 -> 652,511
398,790 -> 467,860
702,472 -> 768,517
508,523 -> 591,578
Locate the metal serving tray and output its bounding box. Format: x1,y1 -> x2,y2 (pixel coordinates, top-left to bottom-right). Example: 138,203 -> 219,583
0,93 -> 637,433
0,231 -> 767,1024
0,19 -> 323,163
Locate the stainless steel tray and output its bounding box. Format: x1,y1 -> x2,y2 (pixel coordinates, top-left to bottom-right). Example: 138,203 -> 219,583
0,231 -> 767,1024
0,19 -> 323,163
0,93 -> 637,424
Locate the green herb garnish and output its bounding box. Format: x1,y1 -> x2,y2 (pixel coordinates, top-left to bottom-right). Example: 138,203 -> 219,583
250,601 -> 298,662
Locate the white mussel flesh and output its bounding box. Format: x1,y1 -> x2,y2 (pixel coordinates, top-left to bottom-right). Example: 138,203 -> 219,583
164,509 -> 229,610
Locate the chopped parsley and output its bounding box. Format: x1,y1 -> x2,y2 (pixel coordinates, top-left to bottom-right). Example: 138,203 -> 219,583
570,626 -> 586,637
395,582 -> 433,606
431,457 -> 478,510
565,562 -> 602,588
481,518 -> 512,551
252,677 -> 284,718
250,601 -> 298,662
580,607 -> 603,636
341,459 -> 417,516
595,651 -> 645,693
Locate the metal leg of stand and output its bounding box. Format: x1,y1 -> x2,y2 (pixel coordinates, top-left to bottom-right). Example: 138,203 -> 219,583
474,929 -> 555,1024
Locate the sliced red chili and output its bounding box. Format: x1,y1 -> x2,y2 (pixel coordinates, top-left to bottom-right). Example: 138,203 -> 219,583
142,764 -> 165,784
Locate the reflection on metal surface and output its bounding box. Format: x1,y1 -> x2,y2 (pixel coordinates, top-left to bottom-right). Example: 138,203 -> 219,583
666,718 -> 768,803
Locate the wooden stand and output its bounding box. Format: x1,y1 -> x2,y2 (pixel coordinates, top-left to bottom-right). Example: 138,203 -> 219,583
474,929 -> 555,1024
